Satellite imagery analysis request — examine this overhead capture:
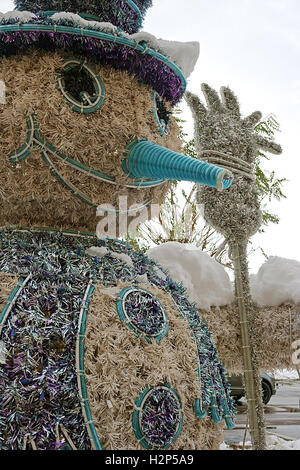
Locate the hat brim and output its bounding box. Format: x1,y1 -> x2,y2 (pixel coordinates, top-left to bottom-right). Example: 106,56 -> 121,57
0,16 -> 186,105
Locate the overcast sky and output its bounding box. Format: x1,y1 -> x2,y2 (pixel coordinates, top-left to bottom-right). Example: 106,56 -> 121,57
1,0 -> 300,273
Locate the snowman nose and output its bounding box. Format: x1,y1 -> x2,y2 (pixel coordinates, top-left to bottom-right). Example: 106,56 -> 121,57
122,140 -> 233,190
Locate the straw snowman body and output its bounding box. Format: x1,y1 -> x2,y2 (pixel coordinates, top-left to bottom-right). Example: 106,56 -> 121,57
0,1 -> 236,450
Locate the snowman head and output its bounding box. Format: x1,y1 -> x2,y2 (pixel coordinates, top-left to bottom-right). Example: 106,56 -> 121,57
0,2 -> 232,234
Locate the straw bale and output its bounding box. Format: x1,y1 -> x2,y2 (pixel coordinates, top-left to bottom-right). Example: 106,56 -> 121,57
199,303 -> 300,374
0,49 -> 182,234
84,282 -> 223,450
0,274 -> 19,312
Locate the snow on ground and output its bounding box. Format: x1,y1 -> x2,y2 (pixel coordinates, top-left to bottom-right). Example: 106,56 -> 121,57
147,242 -> 234,310
273,369 -> 299,380
250,256 -> 300,307
220,435 -> 300,450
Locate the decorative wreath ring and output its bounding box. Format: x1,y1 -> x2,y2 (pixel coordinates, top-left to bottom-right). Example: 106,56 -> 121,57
132,384 -> 183,449
116,286 -> 169,343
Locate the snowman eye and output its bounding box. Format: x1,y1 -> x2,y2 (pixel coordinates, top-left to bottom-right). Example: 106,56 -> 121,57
56,59 -> 105,114
152,91 -> 170,136
116,287 -> 168,342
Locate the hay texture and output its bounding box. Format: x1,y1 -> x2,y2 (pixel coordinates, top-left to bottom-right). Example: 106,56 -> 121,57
0,49 -> 182,234
0,274 -> 18,313
199,303 -> 300,374
84,282 -> 223,450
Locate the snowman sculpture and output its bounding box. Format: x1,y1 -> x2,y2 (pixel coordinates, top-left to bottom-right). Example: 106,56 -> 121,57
0,1 -> 236,450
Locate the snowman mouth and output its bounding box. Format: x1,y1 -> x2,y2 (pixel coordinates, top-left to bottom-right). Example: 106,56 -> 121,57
8,112 -> 164,209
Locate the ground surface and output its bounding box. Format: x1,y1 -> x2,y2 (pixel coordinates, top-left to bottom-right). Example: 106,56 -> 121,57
224,379 -> 300,446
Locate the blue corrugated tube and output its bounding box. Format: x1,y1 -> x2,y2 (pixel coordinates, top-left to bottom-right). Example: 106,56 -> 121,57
122,139 -> 233,190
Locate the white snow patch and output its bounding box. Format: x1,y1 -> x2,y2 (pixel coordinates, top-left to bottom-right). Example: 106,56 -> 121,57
135,274 -> 149,284
86,246 -> 108,258
131,32 -> 200,78
0,10 -> 37,22
220,436 -> 300,450
86,246 -> 133,267
266,435 -> 300,450
273,369 -> 299,380
251,256 -> 300,307
99,286 -> 120,300
0,340 -> 8,365
154,267 -> 167,281
147,242 -> 234,310
111,252 -> 134,267
50,12 -> 118,34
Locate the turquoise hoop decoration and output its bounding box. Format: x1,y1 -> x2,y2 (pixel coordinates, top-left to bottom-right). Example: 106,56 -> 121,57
132,384 -> 183,449
0,275 -> 32,336
116,287 -> 169,343
194,398 -> 207,419
152,91 -> 170,137
56,59 -> 106,114
76,282 -> 102,450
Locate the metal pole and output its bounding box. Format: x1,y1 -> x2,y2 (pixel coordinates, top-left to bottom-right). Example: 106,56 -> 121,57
231,242 -> 266,450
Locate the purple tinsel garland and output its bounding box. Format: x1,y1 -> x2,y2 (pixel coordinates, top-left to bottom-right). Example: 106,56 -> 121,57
14,0 -> 151,34
140,388 -> 180,447
0,29 -> 184,105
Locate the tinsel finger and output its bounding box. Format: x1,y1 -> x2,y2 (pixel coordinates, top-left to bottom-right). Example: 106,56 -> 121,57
242,111 -> 262,129
185,91 -> 208,120
254,135 -> 282,155
201,83 -> 224,113
220,86 -> 241,119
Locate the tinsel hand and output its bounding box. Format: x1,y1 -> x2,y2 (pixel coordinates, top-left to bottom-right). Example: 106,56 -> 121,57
186,84 -> 282,166
185,84 -> 282,240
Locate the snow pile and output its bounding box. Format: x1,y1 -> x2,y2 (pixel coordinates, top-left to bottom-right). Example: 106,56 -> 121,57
50,12 -> 119,34
147,242 -> 234,310
266,435 -> 300,450
220,436 -> 300,450
0,10 -> 37,23
0,340 -> 8,365
251,256 -> 300,307
146,245 -> 300,311
131,32 -> 200,78
86,246 -> 133,267
274,369 -> 299,380
86,246 -> 108,258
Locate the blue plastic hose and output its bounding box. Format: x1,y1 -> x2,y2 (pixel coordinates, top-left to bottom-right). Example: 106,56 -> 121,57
123,140 -> 233,190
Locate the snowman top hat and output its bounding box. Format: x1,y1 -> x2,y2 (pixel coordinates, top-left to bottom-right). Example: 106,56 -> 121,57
0,1 -> 200,105
14,0 -> 153,33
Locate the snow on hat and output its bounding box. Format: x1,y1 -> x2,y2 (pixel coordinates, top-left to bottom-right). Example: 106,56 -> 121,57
0,1 -> 200,105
